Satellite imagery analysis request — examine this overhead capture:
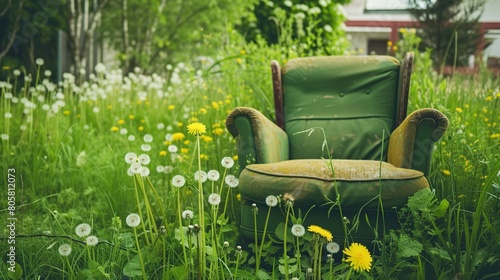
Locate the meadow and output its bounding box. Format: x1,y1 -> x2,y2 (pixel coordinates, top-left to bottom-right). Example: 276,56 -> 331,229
1,29 -> 499,279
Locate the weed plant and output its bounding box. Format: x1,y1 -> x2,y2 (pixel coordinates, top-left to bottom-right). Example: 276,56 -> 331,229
1,25 -> 499,280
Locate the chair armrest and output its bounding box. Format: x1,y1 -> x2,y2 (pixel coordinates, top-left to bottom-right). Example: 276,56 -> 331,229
388,108 -> 449,176
226,107 -> 289,172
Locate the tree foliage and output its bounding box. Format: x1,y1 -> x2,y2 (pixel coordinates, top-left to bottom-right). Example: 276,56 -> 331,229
100,0 -> 258,73
407,0 -> 486,67
237,0 -> 350,55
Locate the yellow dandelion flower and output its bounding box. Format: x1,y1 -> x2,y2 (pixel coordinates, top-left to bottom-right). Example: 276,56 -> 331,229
490,133 -> 500,139
233,155 -> 238,161
187,122 -> 206,135
496,92 -> 500,98
387,40 -> 393,47
482,108 -> 488,114
455,108 -> 463,113
136,100 -> 142,105
307,225 -> 333,242
63,110 -> 70,116
138,126 -> 144,131
128,114 -> 135,119
172,132 -> 185,141
392,45 -> 398,51
200,153 -> 209,160
159,150 -> 167,156
212,101 -> 219,110
236,58 -> 243,64
214,128 -> 224,136
181,148 -> 189,154
464,104 -> 469,109
140,119 -> 145,123
183,140 -> 191,145
442,170 -> 451,176
199,108 -> 207,114
177,122 -> 183,127
168,105 -> 175,110
107,105 -> 112,110
203,136 -> 213,143
111,126 -> 119,132
486,96 -> 493,101
240,49 -> 246,55
118,119 -> 125,125
236,193 -> 241,201
343,242 -> 373,272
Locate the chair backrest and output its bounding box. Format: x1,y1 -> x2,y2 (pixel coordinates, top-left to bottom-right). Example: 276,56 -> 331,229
274,55 -> 407,161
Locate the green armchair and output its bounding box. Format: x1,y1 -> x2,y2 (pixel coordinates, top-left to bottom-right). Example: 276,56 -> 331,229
226,53 -> 448,247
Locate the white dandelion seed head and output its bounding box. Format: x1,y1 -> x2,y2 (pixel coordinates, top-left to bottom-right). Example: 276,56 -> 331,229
168,144 -> 178,153
126,213 -> 141,227
93,107 -> 99,113
44,70 -> 52,77
140,166 -> 150,177
221,157 -> 234,168
120,128 -> 128,135
165,133 -> 173,141
137,154 -> 150,165
94,63 -> 106,74
326,242 -> 340,254
128,135 -> 136,141
58,244 -> 72,256
194,170 -> 208,183
172,175 -> 186,187
35,58 -> 44,66
291,224 -> 306,237
224,241 -> 229,247
182,209 -> 194,219
125,152 -> 138,164
225,175 -> 239,188
127,168 -> 134,176
157,123 -> 165,130
75,223 -> 92,237
143,134 -> 153,143
207,170 -> 220,181
164,166 -> 174,174
13,69 -> 21,76
130,162 -> 142,174
141,144 -> 151,152
86,235 -> 98,246
208,193 -> 221,205
156,165 -> 165,173
4,112 -> 12,119
1,134 -> 9,141
265,195 -> 278,207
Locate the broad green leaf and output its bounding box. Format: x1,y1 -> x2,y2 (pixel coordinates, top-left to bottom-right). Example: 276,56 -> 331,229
7,262 -> 23,280
433,198 -> 449,218
397,234 -> 423,258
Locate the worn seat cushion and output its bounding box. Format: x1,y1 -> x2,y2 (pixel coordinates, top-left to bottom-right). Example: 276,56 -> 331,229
239,159 -> 428,209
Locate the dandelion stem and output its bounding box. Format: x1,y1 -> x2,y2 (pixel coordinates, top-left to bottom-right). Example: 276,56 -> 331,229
133,227 -> 148,280
283,205 -> 291,280
133,175 -> 150,246
177,189 -> 189,267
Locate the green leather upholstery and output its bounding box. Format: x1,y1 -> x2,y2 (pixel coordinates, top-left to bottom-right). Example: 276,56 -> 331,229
284,56 -> 399,160
226,54 -> 449,246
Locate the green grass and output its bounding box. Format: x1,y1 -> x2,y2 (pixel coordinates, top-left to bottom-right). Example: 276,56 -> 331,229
1,31 -> 499,279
